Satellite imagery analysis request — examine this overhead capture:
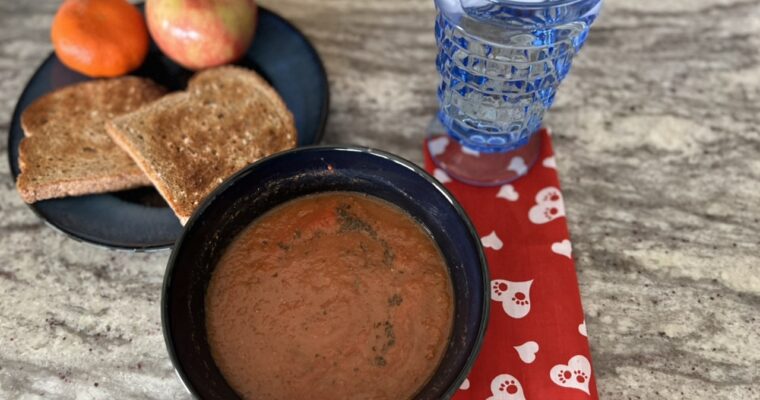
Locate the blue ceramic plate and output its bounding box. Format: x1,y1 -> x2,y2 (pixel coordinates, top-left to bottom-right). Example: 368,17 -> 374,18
6,7 -> 329,251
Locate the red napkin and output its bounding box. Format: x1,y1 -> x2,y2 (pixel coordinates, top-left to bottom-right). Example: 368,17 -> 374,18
423,129 -> 598,400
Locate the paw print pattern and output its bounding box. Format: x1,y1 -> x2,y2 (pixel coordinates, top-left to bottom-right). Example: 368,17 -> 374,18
574,370 -> 588,384
556,369 -> 573,384
491,279 -> 533,319
487,374 -> 525,400
512,291 -> 529,306
528,187 -> 566,224
492,281 -> 508,297
499,379 -> 520,394
555,369 -> 588,385
550,355 -> 592,394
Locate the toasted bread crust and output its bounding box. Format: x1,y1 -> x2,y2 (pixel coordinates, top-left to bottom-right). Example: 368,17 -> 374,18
17,77 -> 166,203
107,66 -> 297,223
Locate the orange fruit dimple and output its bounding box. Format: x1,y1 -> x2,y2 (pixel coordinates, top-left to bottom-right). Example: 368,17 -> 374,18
52,0 -> 149,78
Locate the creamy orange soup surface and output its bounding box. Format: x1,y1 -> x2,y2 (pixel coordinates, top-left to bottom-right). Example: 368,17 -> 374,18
205,191 -> 453,400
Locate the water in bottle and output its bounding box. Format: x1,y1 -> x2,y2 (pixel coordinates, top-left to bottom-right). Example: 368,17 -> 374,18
430,0 -> 602,185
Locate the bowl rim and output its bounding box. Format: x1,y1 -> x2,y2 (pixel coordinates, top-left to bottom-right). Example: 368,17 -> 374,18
162,145 -> 490,399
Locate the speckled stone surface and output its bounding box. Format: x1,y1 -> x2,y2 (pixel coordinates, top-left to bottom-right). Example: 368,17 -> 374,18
1,0 -> 759,399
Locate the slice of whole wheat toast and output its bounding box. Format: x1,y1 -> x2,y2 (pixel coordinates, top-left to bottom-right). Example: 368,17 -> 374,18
106,66 -> 297,224
17,77 -> 167,203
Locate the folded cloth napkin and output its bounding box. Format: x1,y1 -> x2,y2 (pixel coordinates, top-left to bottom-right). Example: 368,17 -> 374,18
424,129 -> 598,400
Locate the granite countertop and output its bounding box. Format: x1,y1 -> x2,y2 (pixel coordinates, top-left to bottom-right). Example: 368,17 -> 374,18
1,0 -> 759,399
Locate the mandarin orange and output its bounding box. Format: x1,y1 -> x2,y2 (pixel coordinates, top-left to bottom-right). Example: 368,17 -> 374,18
51,0 -> 149,77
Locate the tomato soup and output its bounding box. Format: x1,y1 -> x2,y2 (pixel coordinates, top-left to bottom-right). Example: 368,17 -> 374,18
205,192 -> 453,399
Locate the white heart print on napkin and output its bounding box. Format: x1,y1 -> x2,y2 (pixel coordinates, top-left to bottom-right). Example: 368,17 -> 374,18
481,231 -> 504,250
433,168 -> 452,184
507,157 -> 528,176
528,186 -> 565,224
491,279 -> 532,319
487,374 -> 525,400
459,378 -> 470,390
551,239 -> 572,259
514,341 -> 539,364
462,146 -> 480,157
579,320 -> 588,337
550,355 -> 592,394
428,136 -> 449,156
496,184 -> 519,202
542,156 -> 557,169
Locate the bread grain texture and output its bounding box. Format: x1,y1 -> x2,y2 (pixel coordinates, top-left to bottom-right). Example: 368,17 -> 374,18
17,77 -> 167,203
106,66 -> 297,224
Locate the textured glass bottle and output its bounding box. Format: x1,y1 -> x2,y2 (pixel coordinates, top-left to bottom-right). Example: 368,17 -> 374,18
430,0 -> 602,185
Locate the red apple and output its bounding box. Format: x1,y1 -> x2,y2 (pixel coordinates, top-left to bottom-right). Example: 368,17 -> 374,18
146,0 -> 257,70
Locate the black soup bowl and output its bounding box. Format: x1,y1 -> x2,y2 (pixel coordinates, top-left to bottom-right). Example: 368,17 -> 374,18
162,146 -> 489,399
